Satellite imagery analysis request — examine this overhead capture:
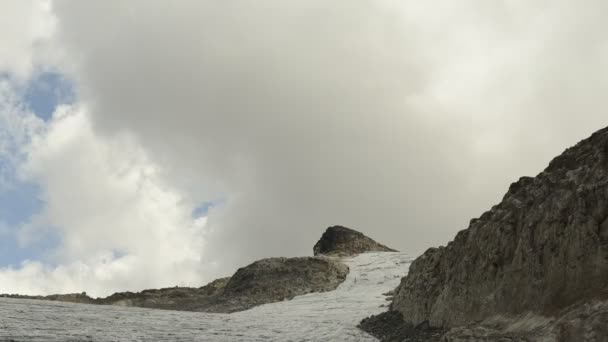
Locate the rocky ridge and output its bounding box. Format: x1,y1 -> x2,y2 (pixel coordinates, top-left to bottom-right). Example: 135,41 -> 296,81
361,127 -> 608,341
2,226 -> 393,314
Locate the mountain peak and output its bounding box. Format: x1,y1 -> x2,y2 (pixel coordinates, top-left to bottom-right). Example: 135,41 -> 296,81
313,225 -> 397,256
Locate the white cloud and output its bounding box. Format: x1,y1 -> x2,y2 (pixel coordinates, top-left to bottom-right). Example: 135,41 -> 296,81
2,1 -> 608,296
0,79 -> 45,190
50,0 -> 608,269
1,106 -> 212,297
0,0 -> 58,79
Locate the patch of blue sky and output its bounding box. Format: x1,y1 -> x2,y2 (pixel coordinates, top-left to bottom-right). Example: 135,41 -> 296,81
0,181 -> 42,226
0,70 -> 73,267
0,227 -> 61,268
22,71 -> 75,121
0,176 -> 56,267
192,199 -> 226,218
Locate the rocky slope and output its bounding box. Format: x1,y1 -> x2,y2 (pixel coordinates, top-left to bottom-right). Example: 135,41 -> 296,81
314,225 -> 397,256
2,258 -> 348,313
203,256 -> 349,312
362,127 -> 608,341
2,226 -> 397,314
96,277 -> 231,311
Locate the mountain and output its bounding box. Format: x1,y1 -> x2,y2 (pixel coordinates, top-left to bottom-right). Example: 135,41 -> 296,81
361,127 -> 608,341
1,226 -> 404,341
314,225 -> 397,256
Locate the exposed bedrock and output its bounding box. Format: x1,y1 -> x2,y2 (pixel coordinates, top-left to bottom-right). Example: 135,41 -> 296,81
208,256 -> 349,312
313,225 -> 397,256
363,127 -> 608,341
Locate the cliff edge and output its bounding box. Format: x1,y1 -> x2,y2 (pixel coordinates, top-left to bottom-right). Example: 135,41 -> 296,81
362,127 -> 608,341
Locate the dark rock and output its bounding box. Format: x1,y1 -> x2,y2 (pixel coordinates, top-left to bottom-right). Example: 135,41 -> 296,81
207,256 -> 349,312
359,311 -> 445,342
95,277 -> 231,311
313,225 -> 397,256
442,299 -> 608,342
80,256 -> 348,313
382,126 -> 608,341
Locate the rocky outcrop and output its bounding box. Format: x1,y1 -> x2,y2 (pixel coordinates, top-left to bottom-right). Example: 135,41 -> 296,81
313,225 -> 397,256
2,257 -> 348,313
2,225 -> 360,313
358,311 -> 445,342
96,277 -> 231,311
1,279 -> 231,310
205,256 -> 349,312
0,292 -> 96,305
364,127 -> 608,341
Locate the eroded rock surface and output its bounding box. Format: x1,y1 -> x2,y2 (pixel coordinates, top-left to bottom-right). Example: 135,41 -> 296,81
1,278 -> 231,311
206,256 -> 349,312
371,127 -> 608,341
97,277 -> 231,311
314,225 -> 397,256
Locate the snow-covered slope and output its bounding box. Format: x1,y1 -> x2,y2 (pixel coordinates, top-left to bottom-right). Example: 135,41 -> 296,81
0,252 -> 412,341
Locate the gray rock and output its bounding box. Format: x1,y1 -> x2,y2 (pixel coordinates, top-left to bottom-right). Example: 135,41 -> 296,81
442,299 -> 608,342
313,225 -> 397,256
96,277 -> 231,311
90,257 -> 349,313
358,310 -> 445,342
208,256 -> 349,312
384,126 -> 608,340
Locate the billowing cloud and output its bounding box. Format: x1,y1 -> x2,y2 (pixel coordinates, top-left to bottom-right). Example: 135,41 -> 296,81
2,1 -> 608,296
0,0 -> 59,79
2,106 -> 211,297
51,0 -> 608,264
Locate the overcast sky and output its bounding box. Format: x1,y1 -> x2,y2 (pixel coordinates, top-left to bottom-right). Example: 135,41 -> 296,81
0,0 -> 607,297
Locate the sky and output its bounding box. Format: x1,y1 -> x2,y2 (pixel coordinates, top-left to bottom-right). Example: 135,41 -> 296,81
0,0 -> 607,297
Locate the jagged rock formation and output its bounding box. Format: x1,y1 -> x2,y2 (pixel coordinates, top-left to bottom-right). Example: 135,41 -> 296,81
363,127 -> 608,341
313,225 -> 397,256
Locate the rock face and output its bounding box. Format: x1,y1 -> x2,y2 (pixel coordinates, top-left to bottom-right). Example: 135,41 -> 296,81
93,257 -> 348,313
208,256 -> 349,312
383,127 -> 608,340
313,225 -> 397,256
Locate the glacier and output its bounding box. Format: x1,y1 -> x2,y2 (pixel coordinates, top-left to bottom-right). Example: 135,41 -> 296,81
0,252 -> 412,341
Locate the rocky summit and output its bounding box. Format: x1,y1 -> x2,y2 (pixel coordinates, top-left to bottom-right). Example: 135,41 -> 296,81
362,127 -> 608,341
313,225 -> 397,256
